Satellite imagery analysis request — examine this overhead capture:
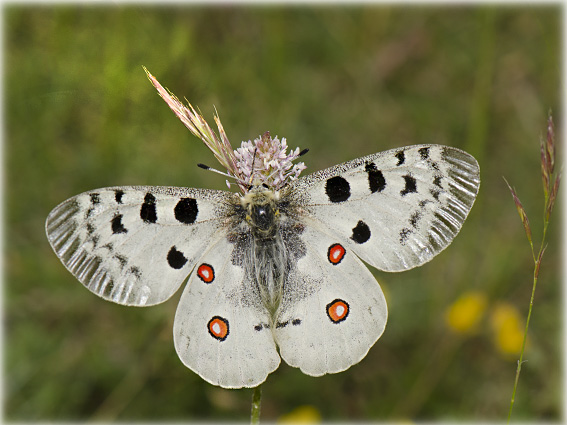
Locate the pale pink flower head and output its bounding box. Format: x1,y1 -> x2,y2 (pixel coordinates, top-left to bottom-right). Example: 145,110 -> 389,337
144,67 -> 306,193
234,131 -> 306,190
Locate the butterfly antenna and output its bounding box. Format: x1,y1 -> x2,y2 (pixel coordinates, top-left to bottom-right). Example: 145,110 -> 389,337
197,163 -> 235,180
299,148 -> 309,157
197,163 -> 250,189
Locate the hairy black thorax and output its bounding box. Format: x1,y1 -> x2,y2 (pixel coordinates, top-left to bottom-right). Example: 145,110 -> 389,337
232,187 -> 303,318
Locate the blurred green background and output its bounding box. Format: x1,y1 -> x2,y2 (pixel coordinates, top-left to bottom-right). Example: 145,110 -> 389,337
5,4 -> 561,422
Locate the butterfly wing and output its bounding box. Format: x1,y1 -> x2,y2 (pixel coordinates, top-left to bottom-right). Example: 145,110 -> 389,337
286,144 -> 480,272
173,229 -> 280,388
274,224 -> 387,376
45,186 -> 235,306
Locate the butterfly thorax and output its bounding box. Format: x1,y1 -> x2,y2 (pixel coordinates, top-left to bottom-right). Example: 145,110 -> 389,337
240,187 -> 281,239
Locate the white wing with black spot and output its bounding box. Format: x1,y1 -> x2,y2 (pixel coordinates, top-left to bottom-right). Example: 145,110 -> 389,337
274,224 -> 387,376
286,144 -> 480,272
45,186 -> 235,306
173,232 -> 281,388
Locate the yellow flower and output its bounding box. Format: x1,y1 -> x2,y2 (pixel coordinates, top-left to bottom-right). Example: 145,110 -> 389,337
278,405 -> 321,424
490,303 -> 525,356
445,291 -> 487,334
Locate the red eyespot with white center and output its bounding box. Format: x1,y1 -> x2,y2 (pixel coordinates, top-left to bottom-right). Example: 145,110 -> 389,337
327,243 -> 346,265
326,299 -> 350,323
197,263 -> 215,283
207,316 -> 229,341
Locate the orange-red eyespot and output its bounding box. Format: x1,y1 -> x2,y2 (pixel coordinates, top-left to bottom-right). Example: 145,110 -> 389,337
326,299 -> 350,323
327,243 -> 346,265
197,263 -> 215,283
207,316 -> 229,341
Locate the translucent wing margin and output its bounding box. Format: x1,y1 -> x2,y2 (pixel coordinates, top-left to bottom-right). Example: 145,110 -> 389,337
285,144 -> 480,272
45,186 -> 235,306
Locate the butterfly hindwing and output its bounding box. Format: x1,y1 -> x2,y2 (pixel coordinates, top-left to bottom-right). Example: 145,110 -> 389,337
45,186 -> 234,306
173,232 -> 280,388
286,144 -> 480,272
274,224 -> 387,376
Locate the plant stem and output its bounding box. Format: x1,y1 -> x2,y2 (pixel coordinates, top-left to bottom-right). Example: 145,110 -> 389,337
507,195 -> 552,423
251,385 -> 262,425
506,112 -> 559,422
507,259 -> 538,422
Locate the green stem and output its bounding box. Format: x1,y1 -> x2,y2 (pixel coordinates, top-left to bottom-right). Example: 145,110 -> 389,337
251,385 -> 262,425
507,263 -> 538,422
507,206 -> 551,423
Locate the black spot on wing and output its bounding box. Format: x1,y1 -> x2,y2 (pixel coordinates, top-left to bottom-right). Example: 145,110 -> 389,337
351,220 -> 371,244
365,162 -> 386,193
399,228 -> 411,244
433,175 -> 443,188
419,147 -> 430,160
130,266 -> 142,278
276,320 -> 289,329
395,150 -> 405,166
140,193 -> 157,223
175,198 -> 199,224
167,246 -> 188,269
325,176 -> 351,202
253,322 -> 271,331
400,175 -> 417,196
86,192 -> 100,218
111,214 -> 127,234
292,318 -> 301,326
115,189 -> 124,204
430,188 -> 441,201
114,254 -> 127,269
409,211 -> 421,228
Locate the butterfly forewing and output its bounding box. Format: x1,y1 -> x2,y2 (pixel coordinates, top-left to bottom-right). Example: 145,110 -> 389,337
46,186 -> 234,306
286,145 -> 480,272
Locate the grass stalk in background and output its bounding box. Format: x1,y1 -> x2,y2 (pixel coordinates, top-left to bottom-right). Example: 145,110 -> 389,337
504,112 -> 560,423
